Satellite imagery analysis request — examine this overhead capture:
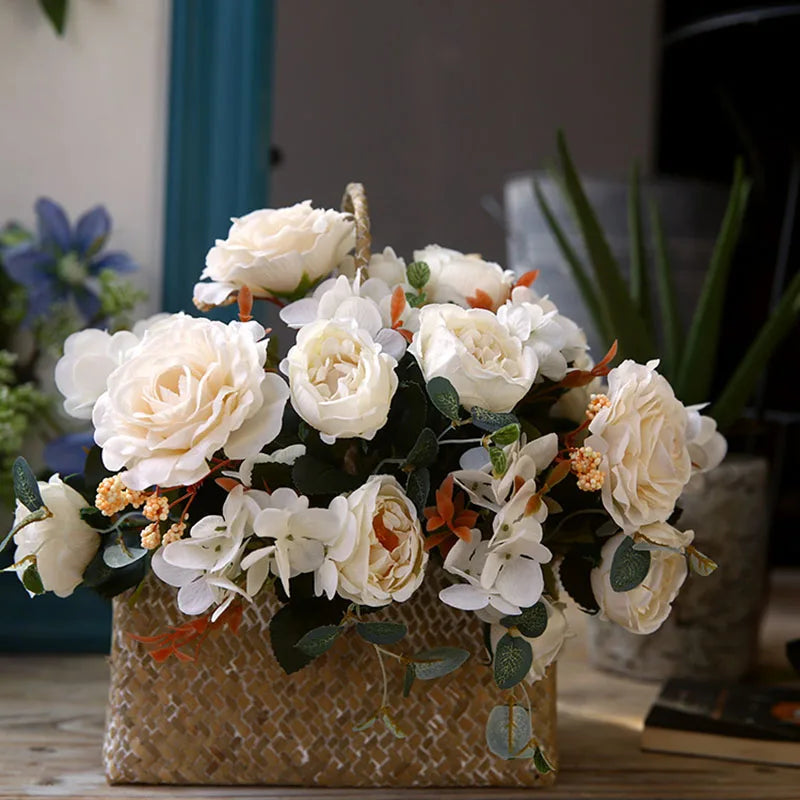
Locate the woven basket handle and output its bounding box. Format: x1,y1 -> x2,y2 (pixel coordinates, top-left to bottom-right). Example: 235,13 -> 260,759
341,182 -> 372,271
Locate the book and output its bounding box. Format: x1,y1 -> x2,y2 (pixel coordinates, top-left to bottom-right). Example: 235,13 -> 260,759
642,678 -> 800,767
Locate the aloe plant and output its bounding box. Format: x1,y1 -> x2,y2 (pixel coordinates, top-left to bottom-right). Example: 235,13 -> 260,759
537,131 -> 800,430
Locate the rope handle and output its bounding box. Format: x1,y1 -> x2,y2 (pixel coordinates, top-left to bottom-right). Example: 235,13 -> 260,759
340,182 -> 372,271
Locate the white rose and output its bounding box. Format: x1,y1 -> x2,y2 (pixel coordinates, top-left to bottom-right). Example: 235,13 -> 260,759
414,245 -> 514,310
13,475 -> 100,598
591,532 -> 688,634
193,200 -> 355,308
336,475 -> 427,606
281,318 -> 398,444
585,360 -> 691,531
685,404 -> 727,473
409,304 -> 538,412
54,314 -> 170,420
93,313 -> 289,490
489,598 -> 568,681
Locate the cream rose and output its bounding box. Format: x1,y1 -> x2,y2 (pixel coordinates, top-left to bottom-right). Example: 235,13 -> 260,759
281,318 -> 398,443
408,304 -> 538,412
591,532 -> 687,634
54,314 -> 168,420
414,245 -> 514,310
13,475 -> 100,598
585,360 -> 691,531
685,404 -> 727,473
93,313 -> 289,490
489,598 -> 568,681
336,475 -> 427,606
193,201 -> 355,308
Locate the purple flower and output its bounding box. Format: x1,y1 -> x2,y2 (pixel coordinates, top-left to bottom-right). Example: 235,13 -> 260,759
1,198 -> 137,325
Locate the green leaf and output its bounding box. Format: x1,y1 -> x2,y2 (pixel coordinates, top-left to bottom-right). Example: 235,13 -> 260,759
533,179 -> 613,345
102,543 -> 147,569
485,704 -> 533,759
687,546 -> 718,577
381,710 -> 407,739
554,131 -> 657,361
0,506 -> 52,554
426,376 -> 461,421
406,467 -> 430,518
627,162 -> 653,332
22,563 -> 45,596
676,159 -> 751,404
501,601 -> 548,638
353,713 -> 378,731
402,664 -> 415,697
38,0 -> 68,35
533,746 -> 555,774
609,535 -> 651,592
296,624 -> 343,657
12,457 -> 44,512
406,260 -> 431,290
711,264 -> 800,429
493,633 -> 533,689
355,621 -> 407,645
558,553 -> 600,612
491,423 -> 521,446
269,598 -> 348,674
292,455 -> 362,496
488,447 -> 507,476
470,407 -> 518,432
404,427 -> 438,469
79,506 -> 108,529
412,646 -> 469,679
82,543 -> 149,599
649,199 -> 683,381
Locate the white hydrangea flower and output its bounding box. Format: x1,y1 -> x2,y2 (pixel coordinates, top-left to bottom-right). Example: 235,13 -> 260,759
685,404 -> 727,473
222,444 -> 307,489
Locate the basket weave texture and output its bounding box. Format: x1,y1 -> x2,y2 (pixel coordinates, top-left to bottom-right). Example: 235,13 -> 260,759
103,571 -> 556,787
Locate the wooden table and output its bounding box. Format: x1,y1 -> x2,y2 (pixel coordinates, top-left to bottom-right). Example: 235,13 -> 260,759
1,571 -> 798,800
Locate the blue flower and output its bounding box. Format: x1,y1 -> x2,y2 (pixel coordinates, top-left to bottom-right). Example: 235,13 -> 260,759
1,198 -> 137,325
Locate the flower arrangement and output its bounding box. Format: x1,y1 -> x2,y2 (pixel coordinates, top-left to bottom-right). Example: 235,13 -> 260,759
0,198 -> 143,510
2,184 -> 725,771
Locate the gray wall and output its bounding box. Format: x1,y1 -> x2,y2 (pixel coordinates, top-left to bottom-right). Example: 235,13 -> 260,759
271,0 -> 659,264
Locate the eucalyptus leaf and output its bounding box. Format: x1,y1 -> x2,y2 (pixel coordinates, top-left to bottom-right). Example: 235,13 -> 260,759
501,602 -> 548,638
102,543 -> 147,569
470,407 -> 518,432
22,563 -> 45,596
38,0 -> 68,35
491,423 -> 521,446
404,428 -> 438,469
402,664 -> 415,697
493,633 -> 533,689
406,260 -> 430,290
533,746 -> 555,774
292,455 -> 362,496
295,624 -> 343,657
687,546 -> 718,577
12,457 -> 44,512
353,713 -> 377,731
558,553 -> 600,613
488,447 -> 507,476
406,467 -> 430,518
412,646 -> 469,679
355,621 -> 407,645
609,536 -> 651,592
381,710 -> 407,739
426,377 -> 461,421
485,704 -> 533,759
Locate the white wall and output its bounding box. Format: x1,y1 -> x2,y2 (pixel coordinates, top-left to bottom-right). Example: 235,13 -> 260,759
271,0 -> 660,264
0,0 -> 170,313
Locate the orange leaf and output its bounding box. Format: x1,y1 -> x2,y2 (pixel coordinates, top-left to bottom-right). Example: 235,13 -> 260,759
390,285 -> 406,326
559,369 -> 594,388
467,288 -> 494,310
424,529 -> 454,552
215,477 -> 239,492
593,339 -> 618,372
514,269 -> 540,288
237,285 -> 254,322
544,460 -> 572,490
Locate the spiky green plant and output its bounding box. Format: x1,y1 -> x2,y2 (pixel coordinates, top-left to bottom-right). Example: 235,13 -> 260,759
537,132 -> 800,430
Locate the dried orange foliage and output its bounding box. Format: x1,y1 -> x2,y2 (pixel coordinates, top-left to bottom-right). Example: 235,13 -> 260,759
237,286 -> 254,322
466,288 -> 494,310
389,285 -> 414,342
514,269 -> 540,289
423,475 -> 478,555
129,603 -> 244,663
559,340 -> 618,388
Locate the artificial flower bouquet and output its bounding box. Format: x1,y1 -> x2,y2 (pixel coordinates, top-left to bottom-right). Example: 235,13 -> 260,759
2,184 -> 725,788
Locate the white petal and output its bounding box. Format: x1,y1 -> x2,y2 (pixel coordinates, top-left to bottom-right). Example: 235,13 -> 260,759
374,328 -> 406,362
151,547 -> 202,587
177,578 -> 216,615
439,583 -> 489,611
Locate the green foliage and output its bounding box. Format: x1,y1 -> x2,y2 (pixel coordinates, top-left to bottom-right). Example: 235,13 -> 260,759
295,625 -> 343,657
411,646 -> 469,679
21,563 -> 45,595
426,377 -> 461,422
102,542 -> 148,569
405,467 -> 430,517
82,542 -> 149,599
687,547 -> 718,577
491,423 -> 521,446
38,0 -> 68,35
533,747 -> 555,774
292,455 -> 362,496
501,601 -> 548,638
355,621 -> 407,645
485,704 -> 533,759
627,162 -> 652,330
404,428 -> 438,469
402,663 -> 415,697
406,261 -> 431,290
470,407 -> 519,433
380,709 -> 407,739
493,633 -> 532,690
488,447 -> 507,476
609,535 -> 651,592
97,270 -> 147,330
12,457 -> 44,511
558,553 -> 600,613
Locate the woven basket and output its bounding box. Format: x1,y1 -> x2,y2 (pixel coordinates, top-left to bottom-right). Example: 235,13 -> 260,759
104,570 -> 556,787
102,184 -> 557,787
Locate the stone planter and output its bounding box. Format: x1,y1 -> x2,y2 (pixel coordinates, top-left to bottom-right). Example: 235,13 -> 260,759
587,455 -> 769,681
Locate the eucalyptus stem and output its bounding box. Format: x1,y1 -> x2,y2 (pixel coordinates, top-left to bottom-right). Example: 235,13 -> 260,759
373,644 -> 389,708
438,437 -> 485,447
